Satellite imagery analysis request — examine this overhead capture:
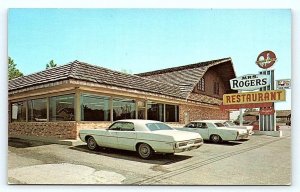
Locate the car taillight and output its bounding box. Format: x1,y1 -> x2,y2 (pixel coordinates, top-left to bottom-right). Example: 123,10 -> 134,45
194,139 -> 202,144
237,131 -> 239,136
178,142 -> 188,147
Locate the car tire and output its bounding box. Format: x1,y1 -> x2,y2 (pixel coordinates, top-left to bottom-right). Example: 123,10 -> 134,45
137,143 -> 154,159
210,134 -> 222,143
87,136 -> 99,151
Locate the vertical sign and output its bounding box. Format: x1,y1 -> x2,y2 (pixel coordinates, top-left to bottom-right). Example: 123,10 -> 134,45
259,70 -> 276,131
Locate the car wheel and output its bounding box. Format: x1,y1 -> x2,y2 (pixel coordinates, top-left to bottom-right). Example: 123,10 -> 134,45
210,134 -> 222,143
137,143 -> 153,159
87,136 -> 98,151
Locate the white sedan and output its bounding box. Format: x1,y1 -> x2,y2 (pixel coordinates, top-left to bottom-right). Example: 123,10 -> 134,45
79,120 -> 203,159
222,120 -> 254,136
177,120 -> 249,143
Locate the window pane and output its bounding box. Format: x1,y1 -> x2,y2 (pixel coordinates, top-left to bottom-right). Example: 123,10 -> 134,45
11,101 -> 26,122
113,98 -> 136,121
28,98 -> 47,122
50,94 -> 75,121
81,94 -> 110,121
147,102 -> 164,121
146,123 -> 174,131
165,104 -> 179,122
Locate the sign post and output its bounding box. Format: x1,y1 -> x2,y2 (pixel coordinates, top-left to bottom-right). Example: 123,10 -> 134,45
256,50 -> 277,132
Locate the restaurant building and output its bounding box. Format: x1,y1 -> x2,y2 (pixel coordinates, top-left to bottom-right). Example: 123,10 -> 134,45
8,58 -> 237,139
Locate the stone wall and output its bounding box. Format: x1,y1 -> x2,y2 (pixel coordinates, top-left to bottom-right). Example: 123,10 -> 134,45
179,104 -> 229,124
76,122 -> 112,138
9,122 -> 77,139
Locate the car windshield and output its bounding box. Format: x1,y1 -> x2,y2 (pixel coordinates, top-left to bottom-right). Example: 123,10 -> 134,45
226,121 -> 236,126
214,123 -> 225,127
146,123 -> 174,131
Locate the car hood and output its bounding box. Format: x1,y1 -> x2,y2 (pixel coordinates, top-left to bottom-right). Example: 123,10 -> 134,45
153,130 -> 202,141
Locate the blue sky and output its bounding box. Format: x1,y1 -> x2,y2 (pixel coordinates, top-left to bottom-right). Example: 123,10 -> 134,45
8,9 -> 291,109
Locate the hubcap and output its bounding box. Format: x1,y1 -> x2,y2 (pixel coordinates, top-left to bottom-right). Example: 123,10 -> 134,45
213,135 -> 219,142
139,144 -> 150,158
88,138 -> 96,149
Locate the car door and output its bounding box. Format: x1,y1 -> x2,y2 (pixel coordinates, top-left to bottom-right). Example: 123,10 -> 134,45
117,122 -> 137,151
102,122 -> 121,148
196,122 -> 209,140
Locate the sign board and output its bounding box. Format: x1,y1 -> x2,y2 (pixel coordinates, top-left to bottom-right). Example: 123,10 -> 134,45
259,108 -> 275,115
256,50 -> 277,69
276,79 -> 291,89
230,74 -> 271,91
220,102 -> 273,110
223,90 -> 286,105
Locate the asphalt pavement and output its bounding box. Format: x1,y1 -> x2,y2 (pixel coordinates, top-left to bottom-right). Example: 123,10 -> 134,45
8,126 -> 291,185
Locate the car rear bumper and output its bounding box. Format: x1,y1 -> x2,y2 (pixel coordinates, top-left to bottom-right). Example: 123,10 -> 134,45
174,142 -> 203,153
236,134 -> 249,140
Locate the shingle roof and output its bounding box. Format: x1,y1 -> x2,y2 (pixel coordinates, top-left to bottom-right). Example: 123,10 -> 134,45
136,58 -> 235,95
276,110 -> 291,117
8,60 -> 186,99
9,58 -> 236,103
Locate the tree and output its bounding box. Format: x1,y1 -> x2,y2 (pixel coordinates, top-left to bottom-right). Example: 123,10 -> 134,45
8,57 -> 23,80
46,60 -> 57,69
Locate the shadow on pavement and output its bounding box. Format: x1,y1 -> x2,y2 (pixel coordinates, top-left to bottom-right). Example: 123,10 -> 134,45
8,137 -> 53,148
69,144 -> 192,165
204,140 -> 243,146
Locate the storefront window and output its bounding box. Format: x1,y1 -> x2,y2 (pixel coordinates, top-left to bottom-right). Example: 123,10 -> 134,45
11,101 -> 26,122
28,98 -> 47,122
113,98 -> 136,121
81,94 -> 110,121
165,104 -> 179,122
147,101 -> 164,122
50,94 -> 75,121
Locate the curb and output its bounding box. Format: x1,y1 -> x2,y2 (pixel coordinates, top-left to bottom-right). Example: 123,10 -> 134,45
8,135 -> 85,146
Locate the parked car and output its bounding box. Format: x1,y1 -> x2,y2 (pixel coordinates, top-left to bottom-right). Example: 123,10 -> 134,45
176,120 -> 249,143
222,120 -> 254,136
79,119 -> 203,159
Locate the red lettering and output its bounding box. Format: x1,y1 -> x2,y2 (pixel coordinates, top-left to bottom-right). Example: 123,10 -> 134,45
277,91 -> 282,100
270,92 -> 276,100
241,95 -> 246,102
236,95 -> 241,103
258,93 -> 263,101
232,95 -> 236,103
264,93 -> 270,101
226,96 -> 231,103
252,93 -> 257,102
246,94 -> 251,102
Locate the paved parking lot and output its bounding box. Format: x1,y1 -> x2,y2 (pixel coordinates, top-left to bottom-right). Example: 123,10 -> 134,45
8,127 -> 291,185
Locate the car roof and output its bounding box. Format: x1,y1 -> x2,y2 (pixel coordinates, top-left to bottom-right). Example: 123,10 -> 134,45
191,120 -> 226,123
115,119 -> 161,123
114,119 -> 164,131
